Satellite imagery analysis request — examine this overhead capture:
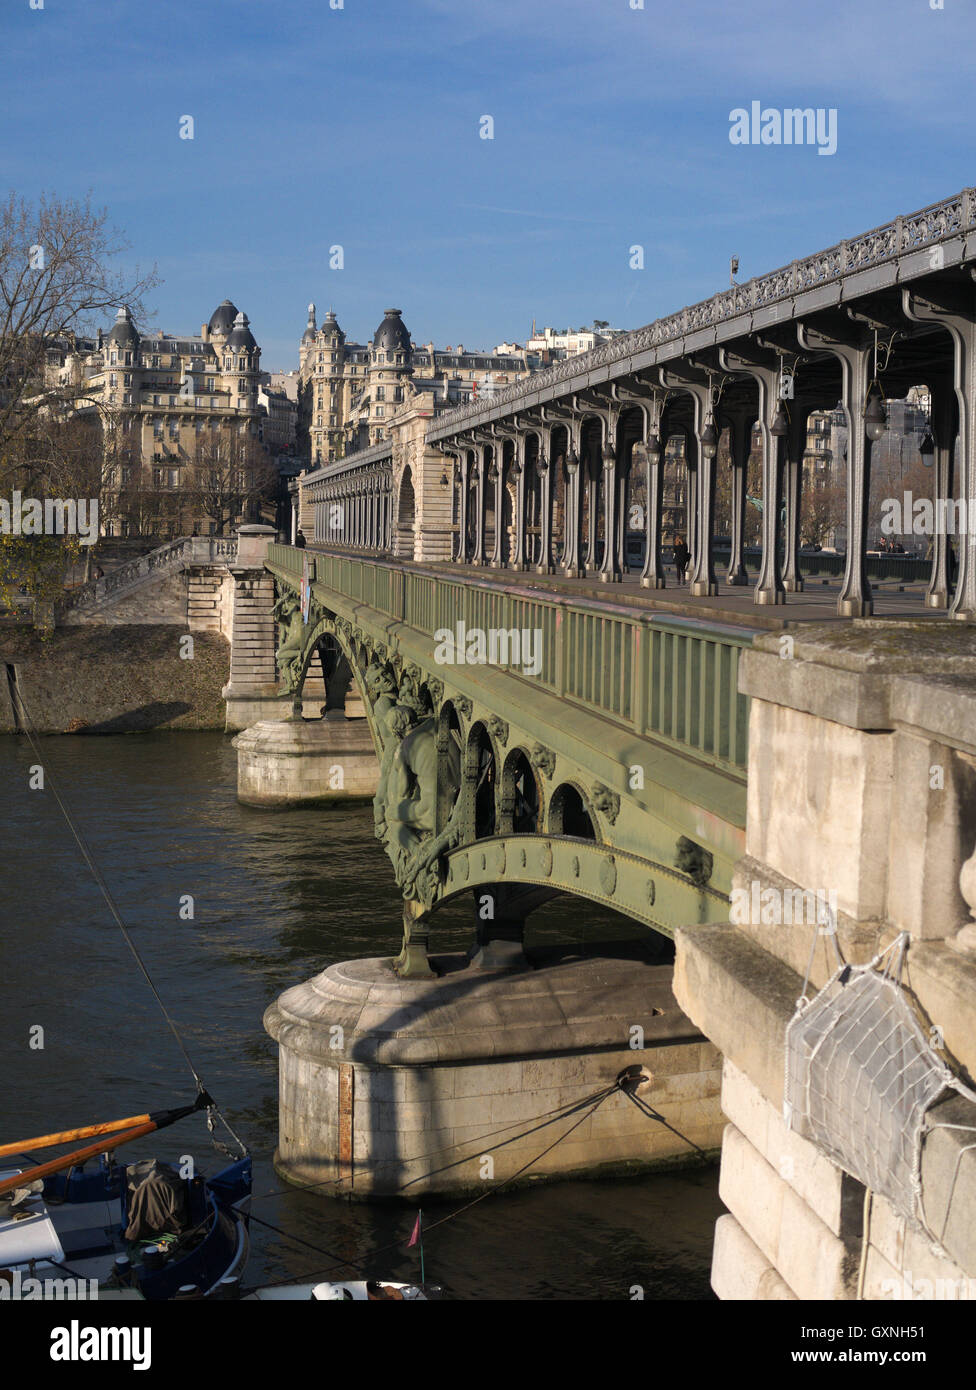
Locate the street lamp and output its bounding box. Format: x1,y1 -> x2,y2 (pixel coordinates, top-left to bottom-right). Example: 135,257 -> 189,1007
701,420 -> 719,457
864,389 -> 887,443
770,402 -> 789,438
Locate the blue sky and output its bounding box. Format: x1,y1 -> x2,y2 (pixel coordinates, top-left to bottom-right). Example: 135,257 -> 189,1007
3,0 -> 973,367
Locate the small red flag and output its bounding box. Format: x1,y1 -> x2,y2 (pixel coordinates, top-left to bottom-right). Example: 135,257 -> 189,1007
407,1212 -> 421,1248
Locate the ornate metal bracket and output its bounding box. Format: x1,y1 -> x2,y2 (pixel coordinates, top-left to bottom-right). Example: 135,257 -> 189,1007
591,784 -> 620,824
675,835 -> 714,888
486,716 -> 509,746
530,743 -> 556,780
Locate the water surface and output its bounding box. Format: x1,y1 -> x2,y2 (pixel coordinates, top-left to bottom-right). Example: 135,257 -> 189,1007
0,732 -> 721,1299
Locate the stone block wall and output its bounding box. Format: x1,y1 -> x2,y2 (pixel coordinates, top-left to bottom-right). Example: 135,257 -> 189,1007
234,717 -> 378,806
674,621 -> 976,1300
266,952 -> 724,1198
186,565 -> 235,634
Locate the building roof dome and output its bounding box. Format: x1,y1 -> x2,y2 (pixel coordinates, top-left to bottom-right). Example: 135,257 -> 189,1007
227,310 -> 257,351
372,308 -> 411,355
107,304 -> 138,346
302,302 -> 317,344
322,308 -> 344,340
208,299 -> 239,335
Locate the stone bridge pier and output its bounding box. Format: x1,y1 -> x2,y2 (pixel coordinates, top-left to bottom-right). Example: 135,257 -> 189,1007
675,622 -> 976,1300
223,524 -> 379,803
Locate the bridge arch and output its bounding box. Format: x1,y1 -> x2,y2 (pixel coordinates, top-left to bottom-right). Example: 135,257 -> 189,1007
550,422 -> 570,564
579,415 -> 605,567
463,720 -> 499,840
435,700 -> 464,828
395,465 -> 416,560
548,780 -> 598,841
500,746 -> 541,835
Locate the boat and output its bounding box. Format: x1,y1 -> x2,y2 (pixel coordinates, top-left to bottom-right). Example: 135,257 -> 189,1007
0,1103 -> 251,1302
246,1279 -> 442,1301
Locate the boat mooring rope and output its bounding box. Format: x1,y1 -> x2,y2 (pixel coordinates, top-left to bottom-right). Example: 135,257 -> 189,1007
249,1068 -> 708,1290
10,685 -> 247,1161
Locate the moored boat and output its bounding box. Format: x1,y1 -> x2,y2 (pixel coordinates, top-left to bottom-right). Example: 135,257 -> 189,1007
0,1106 -> 251,1302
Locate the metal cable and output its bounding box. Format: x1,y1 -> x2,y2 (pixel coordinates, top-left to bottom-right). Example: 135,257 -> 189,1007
10,685 -> 246,1159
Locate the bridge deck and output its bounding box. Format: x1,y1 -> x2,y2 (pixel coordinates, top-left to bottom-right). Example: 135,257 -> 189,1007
306,547 -> 941,631
432,566 -> 938,629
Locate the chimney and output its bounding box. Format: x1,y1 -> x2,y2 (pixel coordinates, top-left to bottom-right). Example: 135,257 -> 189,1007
201,324 -> 209,342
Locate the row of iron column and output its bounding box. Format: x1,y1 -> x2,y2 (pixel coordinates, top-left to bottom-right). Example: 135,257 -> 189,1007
313,482 -> 392,550
438,320 -> 976,620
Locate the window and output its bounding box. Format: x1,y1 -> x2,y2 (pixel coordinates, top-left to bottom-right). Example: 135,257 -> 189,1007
109,374 -> 117,387
169,469 -> 179,488
169,395 -> 176,406
123,373 -> 131,386
153,468 -> 163,486
152,356 -> 159,368
124,352 -> 132,366
110,352 -> 118,365
195,420 -> 203,433
376,386 -> 385,400
154,423 -> 164,439
375,406 -> 384,417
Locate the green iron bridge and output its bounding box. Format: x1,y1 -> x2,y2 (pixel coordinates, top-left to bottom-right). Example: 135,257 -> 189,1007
264,541 -> 749,975
258,185 -> 976,973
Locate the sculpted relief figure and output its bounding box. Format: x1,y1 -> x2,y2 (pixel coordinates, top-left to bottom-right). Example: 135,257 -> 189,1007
363,659 -> 397,746
272,590 -> 306,691
373,700 -> 462,905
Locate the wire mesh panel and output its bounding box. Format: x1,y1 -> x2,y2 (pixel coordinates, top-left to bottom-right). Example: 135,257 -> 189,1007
785,958 -> 952,1221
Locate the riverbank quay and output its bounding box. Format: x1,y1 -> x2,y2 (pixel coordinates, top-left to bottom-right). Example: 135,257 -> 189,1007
0,624 -> 230,732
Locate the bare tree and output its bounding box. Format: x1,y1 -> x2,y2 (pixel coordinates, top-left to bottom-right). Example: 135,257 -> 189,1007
190,430 -> 277,535
0,192 -> 157,484
800,480 -> 845,549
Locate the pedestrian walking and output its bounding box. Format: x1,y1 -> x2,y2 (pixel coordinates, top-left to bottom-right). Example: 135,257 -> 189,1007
673,535 -> 690,585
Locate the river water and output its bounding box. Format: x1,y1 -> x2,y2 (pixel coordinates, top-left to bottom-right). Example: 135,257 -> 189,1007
0,731 -> 721,1300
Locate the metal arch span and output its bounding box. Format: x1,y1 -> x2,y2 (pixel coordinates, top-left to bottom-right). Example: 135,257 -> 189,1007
438,835 -> 728,937
265,545 -> 748,971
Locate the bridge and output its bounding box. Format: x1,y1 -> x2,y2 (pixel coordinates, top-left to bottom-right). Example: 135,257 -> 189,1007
228,185 -> 976,1297
298,183 -> 976,621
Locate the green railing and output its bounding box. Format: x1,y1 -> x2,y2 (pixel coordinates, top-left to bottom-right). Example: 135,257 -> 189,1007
712,545 -> 931,583
267,543 -> 753,776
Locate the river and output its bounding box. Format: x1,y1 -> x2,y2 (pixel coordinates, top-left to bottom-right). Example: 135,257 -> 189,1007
0,731 -> 722,1300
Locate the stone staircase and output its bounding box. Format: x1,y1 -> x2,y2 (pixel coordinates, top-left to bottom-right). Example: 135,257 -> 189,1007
59,535 -> 239,628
